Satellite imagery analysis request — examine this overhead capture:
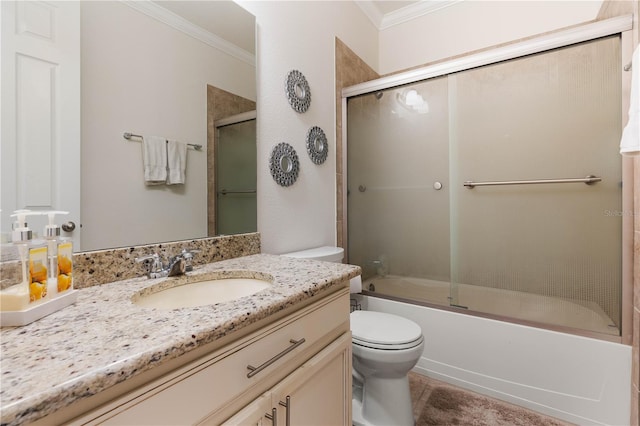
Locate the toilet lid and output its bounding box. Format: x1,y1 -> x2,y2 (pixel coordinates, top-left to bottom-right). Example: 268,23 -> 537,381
351,311 -> 423,348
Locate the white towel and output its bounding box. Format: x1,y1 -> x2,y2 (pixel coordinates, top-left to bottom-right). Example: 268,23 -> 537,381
167,140 -> 187,185
620,46 -> 639,156
143,136 -> 167,185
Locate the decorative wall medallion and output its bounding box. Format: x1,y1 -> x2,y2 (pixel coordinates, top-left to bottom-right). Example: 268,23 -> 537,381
306,126 -> 328,165
269,142 -> 299,187
285,70 -> 311,113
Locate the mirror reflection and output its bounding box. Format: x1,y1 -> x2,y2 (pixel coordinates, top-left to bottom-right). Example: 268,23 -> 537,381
280,155 -> 293,174
0,1 -> 256,252
294,83 -> 307,100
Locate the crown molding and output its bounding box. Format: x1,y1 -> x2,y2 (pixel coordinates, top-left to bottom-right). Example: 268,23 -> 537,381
381,0 -> 463,29
355,1 -> 385,29
356,0 -> 463,30
121,0 -> 255,67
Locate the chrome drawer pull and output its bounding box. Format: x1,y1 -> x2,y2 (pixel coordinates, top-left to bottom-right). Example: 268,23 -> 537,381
265,407 -> 277,425
246,338 -> 306,378
279,396 -> 291,426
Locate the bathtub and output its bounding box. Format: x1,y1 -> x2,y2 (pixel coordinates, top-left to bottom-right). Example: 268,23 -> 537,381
362,275 -> 619,336
354,290 -> 631,425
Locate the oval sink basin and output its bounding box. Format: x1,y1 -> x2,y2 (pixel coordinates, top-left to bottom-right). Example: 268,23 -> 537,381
133,276 -> 272,309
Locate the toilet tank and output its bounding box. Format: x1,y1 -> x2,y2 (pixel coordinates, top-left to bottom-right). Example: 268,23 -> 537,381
282,246 -> 344,263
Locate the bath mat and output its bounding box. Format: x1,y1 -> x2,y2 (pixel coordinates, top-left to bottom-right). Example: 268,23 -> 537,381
415,385 -> 572,426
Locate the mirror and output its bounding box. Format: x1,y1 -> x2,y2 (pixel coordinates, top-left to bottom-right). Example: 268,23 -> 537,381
1,1 -> 256,252
295,83 -> 307,100
280,155 -> 293,173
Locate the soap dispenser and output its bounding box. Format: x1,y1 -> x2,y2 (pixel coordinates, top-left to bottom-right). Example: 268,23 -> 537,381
0,210 -> 48,310
0,210 -> 33,311
43,211 -> 73,296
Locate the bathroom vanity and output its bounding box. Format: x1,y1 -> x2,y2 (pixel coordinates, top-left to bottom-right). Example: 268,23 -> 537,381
0,254 -> 360,426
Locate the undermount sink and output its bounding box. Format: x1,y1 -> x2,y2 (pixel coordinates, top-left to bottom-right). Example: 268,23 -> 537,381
133,273 -> 273,309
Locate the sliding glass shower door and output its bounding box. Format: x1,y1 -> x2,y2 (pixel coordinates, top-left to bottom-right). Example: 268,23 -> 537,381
347,76 -> 451,304
448,36 -> 622,334
346,35 -> 623,336
215,116 -> 257,235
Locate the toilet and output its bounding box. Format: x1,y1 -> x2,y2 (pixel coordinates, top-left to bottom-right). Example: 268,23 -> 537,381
350,310 -> 424,426
282,246 -> 425,426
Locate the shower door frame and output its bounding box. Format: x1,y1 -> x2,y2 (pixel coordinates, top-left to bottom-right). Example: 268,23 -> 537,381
341,15 -> 635,344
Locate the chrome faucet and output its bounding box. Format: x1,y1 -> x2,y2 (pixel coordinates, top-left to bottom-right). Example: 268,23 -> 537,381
135,250 -> 196,279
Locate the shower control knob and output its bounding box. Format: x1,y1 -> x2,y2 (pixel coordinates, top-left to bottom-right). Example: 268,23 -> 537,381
433,181 -> 443,190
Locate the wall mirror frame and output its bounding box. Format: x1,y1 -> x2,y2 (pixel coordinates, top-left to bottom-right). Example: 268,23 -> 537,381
285,69 -> 311,113
306,126 -> 328,165
269,142 -> 300,187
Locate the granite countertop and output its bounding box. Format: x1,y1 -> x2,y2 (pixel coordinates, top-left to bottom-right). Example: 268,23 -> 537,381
0,254 -> 361,426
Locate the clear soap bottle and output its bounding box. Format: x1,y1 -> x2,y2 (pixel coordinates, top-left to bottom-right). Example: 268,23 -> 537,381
43,211 -> 73,296
43,210 -> 73,297
0,211 -> 32,311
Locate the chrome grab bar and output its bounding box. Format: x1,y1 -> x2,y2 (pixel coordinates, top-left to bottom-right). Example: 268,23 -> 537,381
246,338 -> 306,378
464,175 -> 601,188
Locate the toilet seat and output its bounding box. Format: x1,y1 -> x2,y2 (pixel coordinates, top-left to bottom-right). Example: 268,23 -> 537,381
351,311 -> 424,350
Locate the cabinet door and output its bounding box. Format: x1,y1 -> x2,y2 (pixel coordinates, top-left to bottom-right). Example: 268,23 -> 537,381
272,333 -> 352,426
217,393 -> 273,426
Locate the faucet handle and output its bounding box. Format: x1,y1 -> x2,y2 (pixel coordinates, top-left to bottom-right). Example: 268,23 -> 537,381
135,253 -> 163,277
180,248 -> 200,271
180,248 -> 201,257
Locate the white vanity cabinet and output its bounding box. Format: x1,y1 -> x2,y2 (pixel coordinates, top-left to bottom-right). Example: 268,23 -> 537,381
65,287 -> 351,426
220,332 -> 351,426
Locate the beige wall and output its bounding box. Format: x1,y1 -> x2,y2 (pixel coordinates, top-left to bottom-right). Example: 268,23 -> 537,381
238,1 -> 378,255
80,1 -> 255,251
378,1 -> 602,75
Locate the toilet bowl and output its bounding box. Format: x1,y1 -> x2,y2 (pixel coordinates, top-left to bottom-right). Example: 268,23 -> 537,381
282,247 -> 424,426
351,310 -> 424,426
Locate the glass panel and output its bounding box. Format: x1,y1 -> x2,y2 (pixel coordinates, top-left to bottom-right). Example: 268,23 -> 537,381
449,36 -> 622,335
347,77 -> 451,305
215,118 -> 257,235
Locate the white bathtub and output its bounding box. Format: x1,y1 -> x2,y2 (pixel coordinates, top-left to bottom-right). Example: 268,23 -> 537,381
362,275 -> 619,336
355,294 -> 632,425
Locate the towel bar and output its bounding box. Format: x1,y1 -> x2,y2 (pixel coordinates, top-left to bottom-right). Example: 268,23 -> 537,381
123,132 -> 202,150
464,175 -> 601,188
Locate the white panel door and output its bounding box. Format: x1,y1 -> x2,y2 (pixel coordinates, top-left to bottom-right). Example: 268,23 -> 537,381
1,1 -> 81,249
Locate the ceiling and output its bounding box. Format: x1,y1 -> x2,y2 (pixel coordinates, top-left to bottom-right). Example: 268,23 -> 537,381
370,1 -> 420,15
